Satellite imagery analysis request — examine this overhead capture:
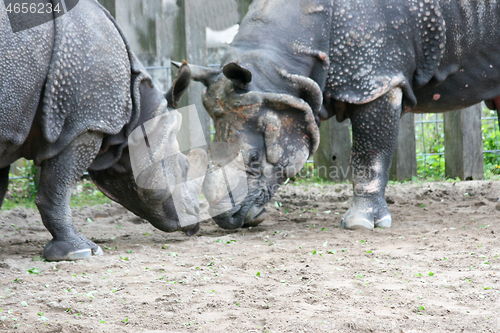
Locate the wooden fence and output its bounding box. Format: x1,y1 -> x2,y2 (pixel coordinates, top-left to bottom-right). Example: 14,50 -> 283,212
101,0 -> 494,183
315,104 -> 491,182
9,1 -> 496,184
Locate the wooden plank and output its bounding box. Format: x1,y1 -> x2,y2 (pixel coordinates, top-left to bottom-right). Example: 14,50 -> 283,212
444,104 -> 484,180
109,0 -> 175,91
173,0 -> 212,148
389,112 -> 417,181
314,118 -> 352,182
237,0 -> 252,23
11,159 -> 24,176
98,0 -> 115,18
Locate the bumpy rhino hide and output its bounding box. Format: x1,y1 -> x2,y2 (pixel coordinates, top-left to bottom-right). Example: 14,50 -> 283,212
0,0 -> 152,169
325,0 -> 445,108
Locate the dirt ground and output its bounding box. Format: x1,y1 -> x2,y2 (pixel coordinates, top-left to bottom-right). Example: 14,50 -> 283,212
0,180 -> 499,332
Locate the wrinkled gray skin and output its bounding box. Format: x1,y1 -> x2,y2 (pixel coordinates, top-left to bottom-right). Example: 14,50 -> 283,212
0,0 -> 200,261
189,0 -> 500,230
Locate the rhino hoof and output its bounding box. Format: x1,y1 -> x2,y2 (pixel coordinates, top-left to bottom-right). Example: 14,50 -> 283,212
375,215 -> 392,228
242,208 -> 267,228
184,223 -> 200,237
340,216 -> 374,230
42,240 -> 103,261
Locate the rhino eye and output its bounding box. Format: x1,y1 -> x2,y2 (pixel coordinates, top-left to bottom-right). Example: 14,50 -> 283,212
249,151 -> 260,164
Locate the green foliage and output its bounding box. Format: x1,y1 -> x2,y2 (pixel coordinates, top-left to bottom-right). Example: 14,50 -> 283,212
482,109 -> 500,177
307,108 -> 500,182
1,198 -> 37,210
69,190 -> 112,207
290,161 -> 349,186
414,113 -> 445,179
2,160 -> 111,210
414,108 -> 500,180
7,160 -> 38,201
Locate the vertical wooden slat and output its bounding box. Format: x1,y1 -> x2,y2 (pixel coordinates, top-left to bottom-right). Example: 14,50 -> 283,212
98,0 -> 115,18
314,118 -> 352,182
389,112 -> 417,181
173,0 -> 212,148
444,104 -> 484,180
237,0 -> 252,23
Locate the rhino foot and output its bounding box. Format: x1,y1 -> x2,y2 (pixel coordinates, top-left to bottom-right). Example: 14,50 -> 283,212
340,215 -> 392,229
340,195 -> 392,230
374,214 -> 392,228
340,216 -> 374,229
42,238 -> 103,261
242,208 -> 267,228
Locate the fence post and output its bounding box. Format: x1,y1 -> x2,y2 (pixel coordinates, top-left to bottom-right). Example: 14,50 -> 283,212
98,0 -> 115,17
173,0 -> 212,148
389,112 -> 417,181
314,118 -> 352,182
238,0 -> 252,22
444,104 -> 484,180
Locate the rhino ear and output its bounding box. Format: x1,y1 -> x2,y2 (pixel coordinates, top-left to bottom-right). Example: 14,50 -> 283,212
175,61 -> 221,88
223,62 -> 252,88
165,62 -> 191,108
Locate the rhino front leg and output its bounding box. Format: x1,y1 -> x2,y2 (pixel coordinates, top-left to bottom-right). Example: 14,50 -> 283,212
0,165 -> 10,209
341,88 -> 402,229
36,132 -> 104,261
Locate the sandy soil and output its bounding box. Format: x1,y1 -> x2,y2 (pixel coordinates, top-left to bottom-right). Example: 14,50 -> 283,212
0,180 -> 499,332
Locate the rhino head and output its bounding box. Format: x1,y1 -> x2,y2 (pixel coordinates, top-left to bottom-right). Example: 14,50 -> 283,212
89,65 -> 206,236
185,52 -> 321,229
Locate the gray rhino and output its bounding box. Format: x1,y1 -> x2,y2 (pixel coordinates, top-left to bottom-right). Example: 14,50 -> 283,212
187,0 -> 500,230
0,0 -> 202,261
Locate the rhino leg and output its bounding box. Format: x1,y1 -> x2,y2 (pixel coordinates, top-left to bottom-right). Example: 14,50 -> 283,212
341,88 -> 402,230
36,132 -> 104,261
0,166 -> 10,209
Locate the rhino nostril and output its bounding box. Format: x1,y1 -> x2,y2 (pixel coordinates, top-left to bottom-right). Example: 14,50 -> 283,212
332,155 -> 337,162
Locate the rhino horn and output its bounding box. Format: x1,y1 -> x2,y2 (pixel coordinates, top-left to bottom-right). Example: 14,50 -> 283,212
257,69 -> 322,158
173,61 -> 221,87
257,111 -> 283,164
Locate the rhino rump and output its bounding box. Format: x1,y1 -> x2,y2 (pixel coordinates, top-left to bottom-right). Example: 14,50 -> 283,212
6,0 -> 137,168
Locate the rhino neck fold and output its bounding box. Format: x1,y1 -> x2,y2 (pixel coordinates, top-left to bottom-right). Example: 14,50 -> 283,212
226,0 -> 333,99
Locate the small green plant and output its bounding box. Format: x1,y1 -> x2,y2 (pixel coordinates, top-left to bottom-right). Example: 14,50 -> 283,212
28,267 -> 40,275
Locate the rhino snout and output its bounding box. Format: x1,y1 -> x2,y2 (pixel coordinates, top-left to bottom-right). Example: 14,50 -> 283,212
138,187 -> 170,205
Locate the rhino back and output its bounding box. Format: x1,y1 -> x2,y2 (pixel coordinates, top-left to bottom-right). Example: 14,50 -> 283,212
414,0 -> 500,112
0,5 -> 53,163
